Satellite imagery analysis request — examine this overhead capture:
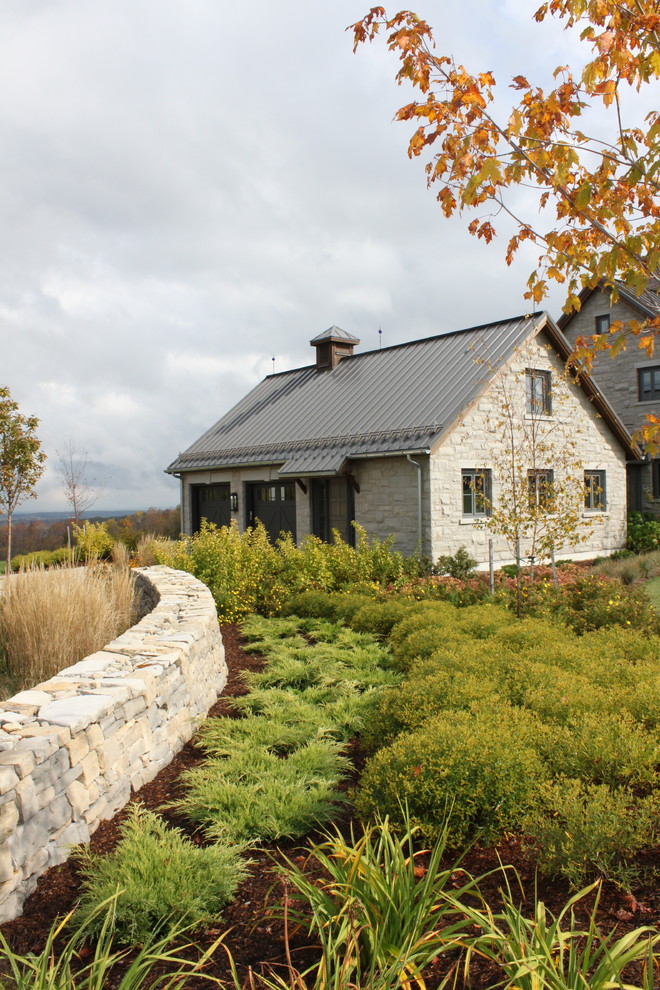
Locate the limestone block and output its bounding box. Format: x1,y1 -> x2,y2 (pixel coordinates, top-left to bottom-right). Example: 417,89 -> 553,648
0,750 -> 36,780
53,819 -> 89,857
0,766 -> 19,795
67,780 -> 92,818
79,750 -> 100,785
0,802 -> 18,841
65,733 -> 90,765
86,724 -> 104,750
14,779 -> 39,822
39,694 -> 115,731
7,690 -> 53,712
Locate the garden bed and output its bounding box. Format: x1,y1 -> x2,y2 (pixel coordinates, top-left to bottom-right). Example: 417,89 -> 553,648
3,623 -> 659,990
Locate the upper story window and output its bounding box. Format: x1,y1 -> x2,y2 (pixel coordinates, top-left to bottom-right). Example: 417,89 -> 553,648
595,314 -> 610,335
584,470 -> 606,511
638,366 -> 660,402
526,369 -> 552,416
462,468 -> 491,517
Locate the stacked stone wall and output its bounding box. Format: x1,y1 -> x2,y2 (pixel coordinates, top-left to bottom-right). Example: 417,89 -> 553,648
0,566 -> 226,923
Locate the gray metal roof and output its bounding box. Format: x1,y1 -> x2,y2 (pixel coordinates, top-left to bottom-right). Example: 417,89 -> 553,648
310,326 -> 361,344
166,312 -> 637,475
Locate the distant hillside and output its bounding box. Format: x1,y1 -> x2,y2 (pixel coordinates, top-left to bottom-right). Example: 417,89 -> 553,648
13,509 -> 175,524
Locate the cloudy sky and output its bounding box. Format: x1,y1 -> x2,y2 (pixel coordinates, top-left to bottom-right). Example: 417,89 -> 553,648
0,0 -> 624,511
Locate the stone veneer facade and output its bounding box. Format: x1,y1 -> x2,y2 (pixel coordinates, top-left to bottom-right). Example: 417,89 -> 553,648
0,566 -> 226,924
428,333 -> 628,565
561,288 -> 660,517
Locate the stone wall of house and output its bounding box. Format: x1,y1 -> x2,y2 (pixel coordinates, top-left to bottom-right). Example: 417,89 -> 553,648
0,566 -> 226,924
562,291 -> 659,518
351,455 -> 431,558
561,289 -> 659,437
429,331 -> 629,566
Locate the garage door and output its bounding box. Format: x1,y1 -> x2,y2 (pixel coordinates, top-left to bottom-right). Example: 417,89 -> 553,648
248,482 -> 297,542
192,483 -> 231,532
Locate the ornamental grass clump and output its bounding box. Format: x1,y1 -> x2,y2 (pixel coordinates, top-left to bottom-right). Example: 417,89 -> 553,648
270,813 -> 483,990
73,804 -> 249,944
0,894 -> 232,990
0,562 -> 136,695
457,879 -> 659,990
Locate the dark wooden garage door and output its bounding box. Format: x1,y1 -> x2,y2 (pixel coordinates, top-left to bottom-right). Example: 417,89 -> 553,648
248,482 -> 297,542
192,483 -> 231,532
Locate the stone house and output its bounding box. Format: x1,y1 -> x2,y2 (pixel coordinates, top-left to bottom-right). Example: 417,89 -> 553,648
559,280 -> 660,517
166,314 -> 638,566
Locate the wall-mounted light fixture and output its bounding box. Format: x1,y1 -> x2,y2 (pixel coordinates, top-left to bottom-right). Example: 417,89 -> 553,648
231,492 -> 239,512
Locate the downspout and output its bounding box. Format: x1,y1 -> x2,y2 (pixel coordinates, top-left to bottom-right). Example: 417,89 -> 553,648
406,454 -> 423,550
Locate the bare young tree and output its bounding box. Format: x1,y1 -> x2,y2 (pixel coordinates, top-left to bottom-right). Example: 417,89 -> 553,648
57,439 -> 100,526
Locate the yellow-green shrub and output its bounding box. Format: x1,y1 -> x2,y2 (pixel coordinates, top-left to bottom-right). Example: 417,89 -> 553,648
524,778 -> 660,887
73,521 -> 114,560
356,706 -> 547,847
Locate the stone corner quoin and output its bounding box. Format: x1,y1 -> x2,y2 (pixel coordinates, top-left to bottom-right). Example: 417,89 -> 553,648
0,565 -> 227,924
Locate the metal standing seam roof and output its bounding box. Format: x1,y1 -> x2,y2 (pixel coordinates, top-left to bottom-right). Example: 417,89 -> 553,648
166,312 -> 637,475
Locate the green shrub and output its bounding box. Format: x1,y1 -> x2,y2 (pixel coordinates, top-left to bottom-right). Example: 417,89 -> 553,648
10,547 -> 71,571
356,707 -> 546,847
434,545 -> 478,580
178,741 -> 349,843
73,521 -> 114,560
627,511 -> 660,553
349,599 -> 415,637
154,521 -> 412,622
524,778 -> 660,887
537,712 -> 660,791
73,804 -> 248,943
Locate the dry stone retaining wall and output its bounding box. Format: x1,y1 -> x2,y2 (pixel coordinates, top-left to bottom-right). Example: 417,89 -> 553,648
0,565 -> 226,923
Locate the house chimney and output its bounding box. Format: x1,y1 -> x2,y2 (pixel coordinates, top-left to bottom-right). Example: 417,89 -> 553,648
310,326 -> 360,370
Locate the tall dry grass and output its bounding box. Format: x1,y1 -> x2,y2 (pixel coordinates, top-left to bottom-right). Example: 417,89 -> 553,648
0,563 -> 137,698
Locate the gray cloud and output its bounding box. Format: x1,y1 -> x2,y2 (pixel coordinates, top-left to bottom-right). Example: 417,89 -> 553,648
0,1 -> 623,510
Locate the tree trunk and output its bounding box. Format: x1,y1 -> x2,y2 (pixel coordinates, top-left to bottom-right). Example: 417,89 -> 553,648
5,508 -> 12,575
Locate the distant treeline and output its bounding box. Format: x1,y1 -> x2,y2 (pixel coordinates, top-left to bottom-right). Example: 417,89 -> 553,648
1,508 -> 180,559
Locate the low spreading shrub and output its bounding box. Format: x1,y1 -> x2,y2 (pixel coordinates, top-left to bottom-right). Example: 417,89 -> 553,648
10,547 -> 71,571
178,741 -> 350,844
73,804 -> 248,943
524,778 -> 660,887
348,599 -> 415,637
356,706 -> 546,847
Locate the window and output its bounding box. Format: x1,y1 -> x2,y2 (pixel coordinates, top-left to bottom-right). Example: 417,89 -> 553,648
462,469 -> 491,517
595,314 -> 610,335
526,369 -> 552,415
528,469 -> 554,510
638,366 -> 660,402
584,470 -> 606,511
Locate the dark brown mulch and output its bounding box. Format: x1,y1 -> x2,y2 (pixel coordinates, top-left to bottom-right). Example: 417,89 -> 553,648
3,623 -> 660,988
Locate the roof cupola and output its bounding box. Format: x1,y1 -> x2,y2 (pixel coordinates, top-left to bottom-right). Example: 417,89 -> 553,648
310,326 -> 360,370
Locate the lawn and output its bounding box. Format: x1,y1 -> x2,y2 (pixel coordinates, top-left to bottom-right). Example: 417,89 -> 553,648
644,576 -> 660,611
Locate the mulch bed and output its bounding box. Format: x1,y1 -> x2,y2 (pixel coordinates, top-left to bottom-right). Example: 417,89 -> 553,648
2,624 -> 659,988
